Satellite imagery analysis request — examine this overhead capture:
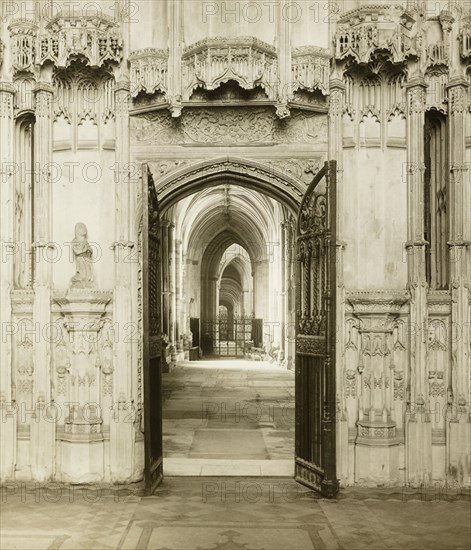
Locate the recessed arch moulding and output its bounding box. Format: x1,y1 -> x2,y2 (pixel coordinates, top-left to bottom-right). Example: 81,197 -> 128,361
161,180 -> 293,355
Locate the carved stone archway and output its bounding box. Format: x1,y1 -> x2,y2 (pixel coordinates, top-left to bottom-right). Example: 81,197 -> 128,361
149,157 -> 305,212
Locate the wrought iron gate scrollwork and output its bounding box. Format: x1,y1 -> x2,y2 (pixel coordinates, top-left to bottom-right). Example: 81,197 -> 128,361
295,160 -> 338,498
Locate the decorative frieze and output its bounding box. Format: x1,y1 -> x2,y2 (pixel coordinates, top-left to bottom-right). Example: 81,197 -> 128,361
131,107 -> 327,146
129,48 -> 168,98
182,37 -> 277,101
39,15 -> 122,69
291,46 -> 330,96
8,19 -> 38,74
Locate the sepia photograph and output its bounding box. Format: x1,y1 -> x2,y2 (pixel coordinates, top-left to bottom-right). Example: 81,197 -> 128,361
0,0 -> 470,549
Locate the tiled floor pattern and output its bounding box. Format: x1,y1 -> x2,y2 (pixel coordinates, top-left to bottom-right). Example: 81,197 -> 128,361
1,478 -> 469,550
162,360 -> 295,475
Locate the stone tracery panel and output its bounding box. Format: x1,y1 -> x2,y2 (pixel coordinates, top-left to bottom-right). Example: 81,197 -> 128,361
52,65 -> 115,150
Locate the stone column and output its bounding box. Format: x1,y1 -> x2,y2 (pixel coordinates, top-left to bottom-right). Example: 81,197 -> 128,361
275,0 -> 292,117
30,82 -> 55,481
161,220 -> 170,337
329,78 -> 349,482
110,79 -> 135,482
280,222 -> 286,359
404,78 -> 432,484
446,78 -> 471,484
175,239 -> 182,350
0,83 -> 16,480
168,0 -> 182,115
169,223 -> 176,345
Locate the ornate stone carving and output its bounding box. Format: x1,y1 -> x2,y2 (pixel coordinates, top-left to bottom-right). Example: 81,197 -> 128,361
426,43 -> 448,67
335,5 -> 418,65
459,17 -> 471,59
408,84 -> 426,115
8,19 -> 38,74
428,319 -> 447,352
53,66 -> 115,136
70,223 -> 94,289
53,290 -> 112,438
356,421 -> 397,443
429,371 -> 446,397
34,83 -> 54,118
393,370 -> 405,400
148,160 -> 192,180
346,290 -> 409,314
448,85 -> 468,114
39,15 -> 122,69
182,108 -> 274,143
345,369 -> 357,398
291,46 -> 330,96
131,108 -> 327,146
182,37 -> 277,101
129,48 -> 168,98
258,159 -> 321,187
425,71 -> 448,114
13,318 -> 35,402
329,87 -> 344,116
152,158 -> 304,212
0,88 -> 14,119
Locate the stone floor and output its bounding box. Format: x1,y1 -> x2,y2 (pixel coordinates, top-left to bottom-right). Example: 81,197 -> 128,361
162,360 -> 295,476
2,360 -> 469,549
1,478 -> 469,549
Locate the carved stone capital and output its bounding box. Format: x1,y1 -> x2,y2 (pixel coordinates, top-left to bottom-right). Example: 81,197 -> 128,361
446,80 -> 469,114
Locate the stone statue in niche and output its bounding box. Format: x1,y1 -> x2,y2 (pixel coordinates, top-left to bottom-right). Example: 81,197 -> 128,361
70,222 -> 94,288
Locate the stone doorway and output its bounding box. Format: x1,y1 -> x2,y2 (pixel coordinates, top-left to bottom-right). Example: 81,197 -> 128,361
141,160 -> 338,496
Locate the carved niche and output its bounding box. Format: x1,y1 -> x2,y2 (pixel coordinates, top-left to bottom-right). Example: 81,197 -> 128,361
182,37 -> 277,101
39,15 -> 123,69
129,48 -> 168,98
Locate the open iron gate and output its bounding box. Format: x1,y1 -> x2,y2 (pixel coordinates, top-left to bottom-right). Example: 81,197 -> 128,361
142,165 -> 164,495
295,160 -> 339,498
